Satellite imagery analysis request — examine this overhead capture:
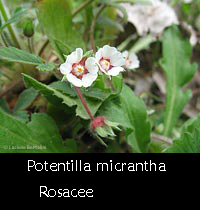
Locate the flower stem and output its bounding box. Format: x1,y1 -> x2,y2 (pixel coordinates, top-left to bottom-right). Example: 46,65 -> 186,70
27,38 -> 33,53
74,86 -> 95,121
38,39 -> 49,56
72,0 -> 95,17
0,0 -> 21,49
90,5 -> 106,53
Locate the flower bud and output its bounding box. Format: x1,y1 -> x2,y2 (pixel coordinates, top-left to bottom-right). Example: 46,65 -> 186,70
23,19 -> 34,38
90,117 -> 121,138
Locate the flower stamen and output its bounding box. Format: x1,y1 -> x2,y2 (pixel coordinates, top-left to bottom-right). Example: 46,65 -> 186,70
99,58 -> 112,72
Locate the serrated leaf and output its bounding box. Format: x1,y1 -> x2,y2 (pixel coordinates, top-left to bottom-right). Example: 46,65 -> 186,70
22,74 -> 102,120
98,99 -> 133,129
160,26 -> 197,136
0,109 -> 66,153
36,63 -> 56,72
0,47 -> 44,65
22,74 -> 77,108
13,88 -> 38,112
98,84 -> 151,153
49,81 -> 77,97
166,116 -> 200,153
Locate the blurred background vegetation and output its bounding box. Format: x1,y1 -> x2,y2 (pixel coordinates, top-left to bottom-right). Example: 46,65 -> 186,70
0,0 -> 200,153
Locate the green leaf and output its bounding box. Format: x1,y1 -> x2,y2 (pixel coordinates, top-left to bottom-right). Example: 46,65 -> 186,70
82,87 -> 111,101
49,81 -> 77,97
102,0 -> 128,22
98,99 -> 133,129
98,84 -> 151,153
0,47 -> 44,65
22,74 -> 77,108
166,116 -> 200,153
120,85 -> 151,153
13,111 -> 29,123
65,139 -> 79,153
75,97 -> 102,120
37,0 -> 84,60
160,26 -> 197,136
22,74 -> 102,120
98,16 -> 124,32
0,8 -> 27,32
36,63 -> 56,72
0,98 -> 10,113
13,88 -> 38,112
0,109 -> 66,153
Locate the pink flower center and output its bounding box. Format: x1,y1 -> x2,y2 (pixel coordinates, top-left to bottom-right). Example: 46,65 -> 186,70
70,58 -> 88,80
99,58 -> 113,72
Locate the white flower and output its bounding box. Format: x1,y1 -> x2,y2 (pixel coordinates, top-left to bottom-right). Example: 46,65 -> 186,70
183,0 -> 192,3
121,0 -> 178,36
60,48 -> 98,87
95,45 -> 125,76
122,51 -> 140,70
182,22 -> 198,46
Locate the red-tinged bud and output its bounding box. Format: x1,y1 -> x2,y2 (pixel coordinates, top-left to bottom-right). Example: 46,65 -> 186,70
90,117 -> 106,131
90,116 -> 121,138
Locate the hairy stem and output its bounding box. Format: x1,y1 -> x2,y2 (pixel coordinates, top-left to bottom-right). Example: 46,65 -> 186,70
90,5 -> 106,53
0,0 -> 21,48
74,86 -> 95,121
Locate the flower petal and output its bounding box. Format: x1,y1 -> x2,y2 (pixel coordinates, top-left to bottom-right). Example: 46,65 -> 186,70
82,73 -> 98,88
66,73 -> 83,87
85,57 -> 99,74
107,66 -> 124,76
66,48 -> 83,64
110,52 -> 125,66
95,48 -> 103,62
76,48 -> 83,63
66,51 -> 77,64
122,50 -> 129,59
60,62 -> 72,75
128,53 -> 140,69
102,45 -> 117,59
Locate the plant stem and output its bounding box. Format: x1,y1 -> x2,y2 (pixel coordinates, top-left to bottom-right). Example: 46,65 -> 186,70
0,33 -> 9,47
72,0 -> 95,17
151,133 -> 173,146
38,39 -> 49,56
0,0 -> 21,49
27,38 -> 33,53
74,86 -> 95,121
90,5 -> 106,53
